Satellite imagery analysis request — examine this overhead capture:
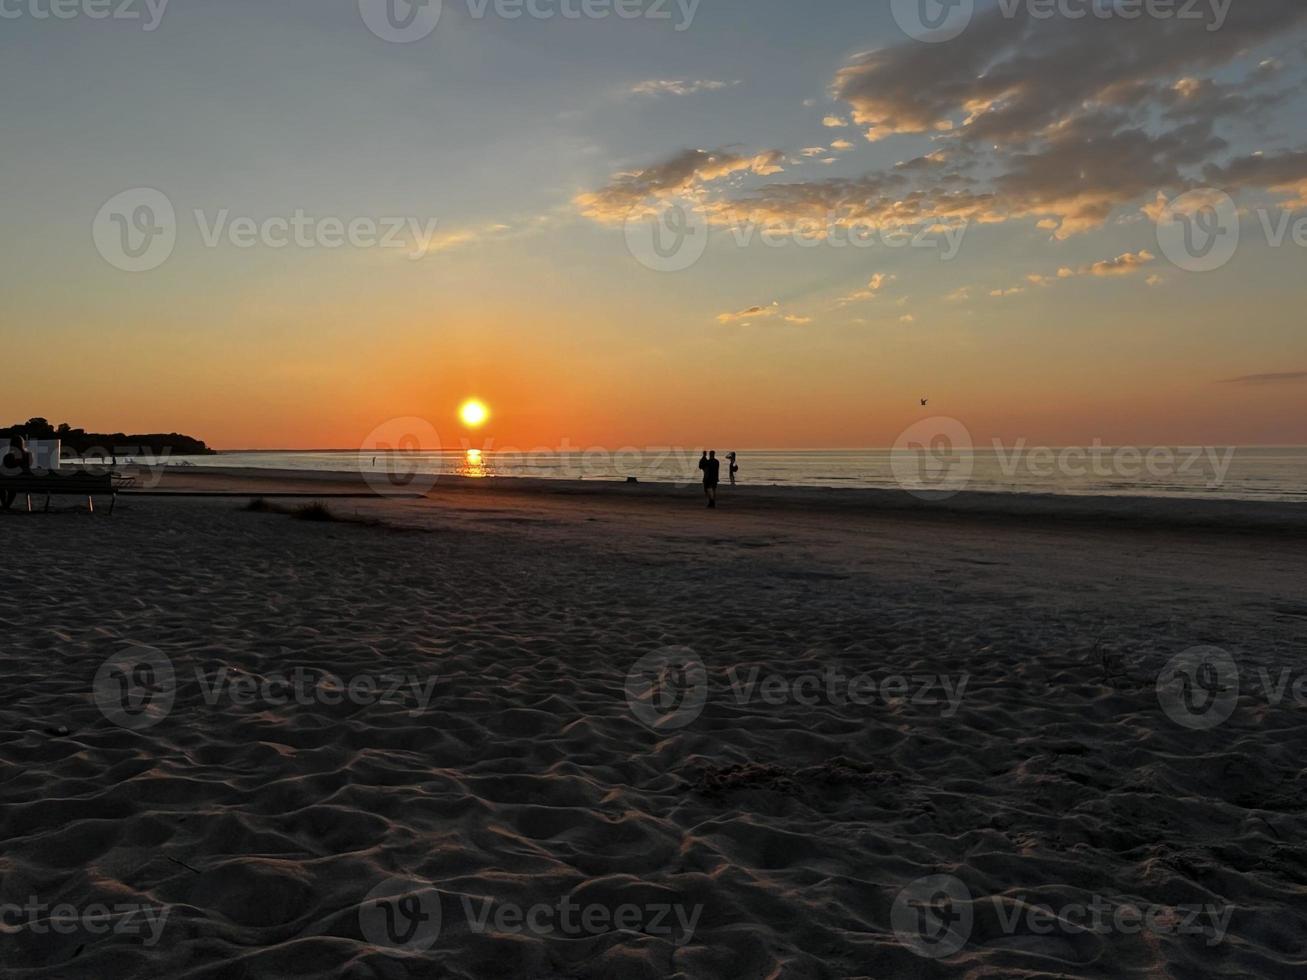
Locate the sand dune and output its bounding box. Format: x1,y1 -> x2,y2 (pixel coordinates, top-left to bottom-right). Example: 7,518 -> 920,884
1,480 -> 1304,978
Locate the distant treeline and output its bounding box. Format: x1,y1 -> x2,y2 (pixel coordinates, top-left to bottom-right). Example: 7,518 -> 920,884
1,417 -> 213,457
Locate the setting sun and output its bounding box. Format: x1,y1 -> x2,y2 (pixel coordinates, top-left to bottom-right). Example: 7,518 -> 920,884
459,399 -> 489,428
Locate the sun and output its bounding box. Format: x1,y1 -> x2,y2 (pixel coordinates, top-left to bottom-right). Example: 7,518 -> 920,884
459,399 -> 489,428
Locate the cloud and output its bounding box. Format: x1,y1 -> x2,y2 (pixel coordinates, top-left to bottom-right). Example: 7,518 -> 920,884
404,221 -> 524,258
1022,251 -> 1157,286
715,303 -> 813,325
629,79 -> 738,97
580,148 -> 999,241
1218,371 -> 1307,385
830,139 -> 854,151
899,314 -> 916,324
576,4 -> 1307,243
992,118 -> 1229,237
716,302 -> 780,324
819,2 -> 1307,236
839,272 -> 895,304
831,3 -> 1304,145
1158,75 -> 1282,125
1205,149 -> 1307,208
1085,249 -> 1156,277
575,147 -> 786,223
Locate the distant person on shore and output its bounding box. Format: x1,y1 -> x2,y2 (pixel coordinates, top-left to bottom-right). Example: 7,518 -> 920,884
727,452 -> 738,485
1,436 -> 34,510
698,450 -> 720,508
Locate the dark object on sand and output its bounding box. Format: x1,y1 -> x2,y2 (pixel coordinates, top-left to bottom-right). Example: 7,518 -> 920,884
245,497 -> 339,521
292,502 -> 337,522
0,470 -> 129,514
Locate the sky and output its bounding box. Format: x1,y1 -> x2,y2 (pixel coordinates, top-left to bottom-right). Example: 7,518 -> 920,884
2,0 -> 1306,450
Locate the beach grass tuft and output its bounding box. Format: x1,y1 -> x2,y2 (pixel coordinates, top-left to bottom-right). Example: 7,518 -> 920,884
238,496 -> 403,531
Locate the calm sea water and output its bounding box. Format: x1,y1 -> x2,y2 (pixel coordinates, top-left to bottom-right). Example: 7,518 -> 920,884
139,447 -> 1307,502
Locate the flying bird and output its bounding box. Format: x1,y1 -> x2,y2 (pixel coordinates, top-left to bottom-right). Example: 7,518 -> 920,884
920,397 -> 928,406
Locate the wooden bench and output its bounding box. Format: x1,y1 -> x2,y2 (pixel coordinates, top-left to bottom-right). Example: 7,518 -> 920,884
0,472 -> 132,514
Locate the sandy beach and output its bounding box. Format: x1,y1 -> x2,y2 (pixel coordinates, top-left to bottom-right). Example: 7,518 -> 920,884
2,473 -> 1305,978
13,0 -> 1307,976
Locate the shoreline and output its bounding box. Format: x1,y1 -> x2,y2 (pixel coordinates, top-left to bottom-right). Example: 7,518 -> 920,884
126,464 -> 1307,532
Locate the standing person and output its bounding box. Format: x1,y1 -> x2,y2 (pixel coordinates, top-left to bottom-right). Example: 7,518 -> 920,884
1,435 -> 34,511
727,452 -> 739,485
700,450 -> 720,508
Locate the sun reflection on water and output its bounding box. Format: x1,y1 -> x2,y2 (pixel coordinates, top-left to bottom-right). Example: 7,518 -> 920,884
458,448 -> 490,479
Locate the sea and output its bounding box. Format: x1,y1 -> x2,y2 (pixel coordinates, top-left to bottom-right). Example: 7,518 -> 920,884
127,446 -> 1307,503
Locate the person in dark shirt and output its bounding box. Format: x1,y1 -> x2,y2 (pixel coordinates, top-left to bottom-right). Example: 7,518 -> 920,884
698,450 -> 720,508
727,451 -> 738,485
1,435 -> 34,511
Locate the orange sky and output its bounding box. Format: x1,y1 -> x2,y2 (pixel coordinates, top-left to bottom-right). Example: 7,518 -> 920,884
5,3 -> 1306,451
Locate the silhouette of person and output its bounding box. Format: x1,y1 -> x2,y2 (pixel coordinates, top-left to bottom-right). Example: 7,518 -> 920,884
1,435 -> 34,511
727,452 -> 738,485
699,450 -> 720,508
